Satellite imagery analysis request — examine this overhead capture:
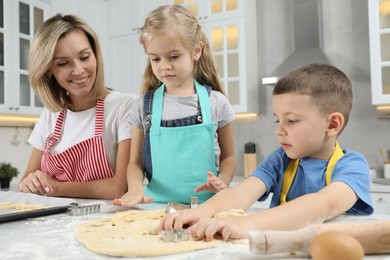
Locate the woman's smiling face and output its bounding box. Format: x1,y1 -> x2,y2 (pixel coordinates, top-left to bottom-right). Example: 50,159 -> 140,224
49,29 -> 97,99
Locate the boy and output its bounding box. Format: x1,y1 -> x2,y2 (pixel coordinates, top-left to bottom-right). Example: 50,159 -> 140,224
159,63 -> 373,241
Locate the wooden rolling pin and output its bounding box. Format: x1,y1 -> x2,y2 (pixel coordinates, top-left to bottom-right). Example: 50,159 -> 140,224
249,221 -> 390,255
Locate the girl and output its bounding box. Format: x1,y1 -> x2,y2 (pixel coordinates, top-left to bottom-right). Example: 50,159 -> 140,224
113,5 -> 236,206
19,14 -> 138,199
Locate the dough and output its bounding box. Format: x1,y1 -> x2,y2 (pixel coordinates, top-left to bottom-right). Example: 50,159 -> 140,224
0,201 -> 46,211
214,208 -> 246,218
75,208 -> 246,257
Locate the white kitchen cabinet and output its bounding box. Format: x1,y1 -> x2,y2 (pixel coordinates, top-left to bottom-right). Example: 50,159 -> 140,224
51,0 -> 107,36
173,0 -> 258,113
0,0 -> 49,116
371,192 -> 390,214
51,0 -> 108,68
368,0 -> 390,105
106,0 -> 170,95
174,0 -> 244,22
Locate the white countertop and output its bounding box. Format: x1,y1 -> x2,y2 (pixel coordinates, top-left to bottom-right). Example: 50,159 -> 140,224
371,182 -> 390,193
1,176 -> 390,259
0,195 -> 390,260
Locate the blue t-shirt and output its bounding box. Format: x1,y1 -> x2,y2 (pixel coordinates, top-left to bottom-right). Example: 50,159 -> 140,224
251,147 -> 373,215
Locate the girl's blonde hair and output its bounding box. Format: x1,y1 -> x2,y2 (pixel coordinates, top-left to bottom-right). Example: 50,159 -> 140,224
139,4 -> 224,95
28,14 -> 108,112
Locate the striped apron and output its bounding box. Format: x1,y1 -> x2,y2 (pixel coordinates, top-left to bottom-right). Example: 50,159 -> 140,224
41,98 -> 113,182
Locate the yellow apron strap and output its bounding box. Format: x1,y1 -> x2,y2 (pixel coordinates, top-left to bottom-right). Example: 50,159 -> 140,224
325,142 -> 344,185
280,142 -> 344,205
280,158 -> 299,204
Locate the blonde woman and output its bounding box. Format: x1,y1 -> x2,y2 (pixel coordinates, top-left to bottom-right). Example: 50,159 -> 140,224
113,5 -> 236,206
19,14 -> 138,199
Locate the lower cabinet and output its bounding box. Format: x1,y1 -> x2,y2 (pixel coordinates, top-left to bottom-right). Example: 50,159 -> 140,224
371,192 -> 390,215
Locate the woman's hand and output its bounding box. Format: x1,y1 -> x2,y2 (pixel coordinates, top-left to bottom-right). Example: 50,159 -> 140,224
18,170 -> 54,196
195,172 -> 227,193
188,217 -> 248,242
112,190 -> 153,207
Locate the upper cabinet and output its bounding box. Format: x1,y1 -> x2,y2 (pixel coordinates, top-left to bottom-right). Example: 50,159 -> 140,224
106,0 -> 171,95
0,0 -> 49,116
173,0 -> 258,113
369,0 -> 390,105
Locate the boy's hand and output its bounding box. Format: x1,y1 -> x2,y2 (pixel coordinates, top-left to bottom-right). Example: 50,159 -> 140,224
112,191 -> 153,207
188,217 -> 248,242
195,172 -> 227,193
159,208 -> 202,232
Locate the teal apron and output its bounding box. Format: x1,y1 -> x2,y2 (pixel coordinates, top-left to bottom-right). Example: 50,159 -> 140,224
145,81 -> 217,204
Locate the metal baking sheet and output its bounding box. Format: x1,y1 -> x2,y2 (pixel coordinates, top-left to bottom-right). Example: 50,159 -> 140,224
0,191 -> 77,223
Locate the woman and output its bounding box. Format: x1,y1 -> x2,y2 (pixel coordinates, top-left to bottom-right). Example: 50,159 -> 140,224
19,14 -> 137,199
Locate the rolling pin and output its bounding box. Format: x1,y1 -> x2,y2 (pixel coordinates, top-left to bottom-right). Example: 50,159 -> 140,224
249,221 -> 390,255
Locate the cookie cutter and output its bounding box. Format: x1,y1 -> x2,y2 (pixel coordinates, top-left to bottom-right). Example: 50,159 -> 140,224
69,203 -> 101,216
161,229 -> 190,243
163,197 -> 198,242
166,196 -> 198,213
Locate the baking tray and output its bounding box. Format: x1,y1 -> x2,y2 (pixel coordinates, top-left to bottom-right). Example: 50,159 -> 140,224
0,204 -> 73,223
0,191 -> 77,223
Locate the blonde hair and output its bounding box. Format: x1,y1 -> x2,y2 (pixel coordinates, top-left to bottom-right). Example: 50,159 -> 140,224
273,63 -> 353,133
139,4 -> 224,95
28,14 -> 108,112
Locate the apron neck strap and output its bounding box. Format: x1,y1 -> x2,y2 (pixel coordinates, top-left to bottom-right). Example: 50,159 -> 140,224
94,98 -> 105,136
151,81 -> 212,128
279,141 -> 344,205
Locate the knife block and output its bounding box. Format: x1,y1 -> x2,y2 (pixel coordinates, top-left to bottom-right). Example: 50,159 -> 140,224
244,153 -> 257,177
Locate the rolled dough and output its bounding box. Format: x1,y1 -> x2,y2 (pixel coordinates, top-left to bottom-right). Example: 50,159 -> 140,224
75,208 -> 246,257
0,201 -> 46,211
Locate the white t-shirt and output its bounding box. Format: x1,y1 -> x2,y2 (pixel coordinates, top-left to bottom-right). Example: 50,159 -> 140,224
29,91 -> 138,174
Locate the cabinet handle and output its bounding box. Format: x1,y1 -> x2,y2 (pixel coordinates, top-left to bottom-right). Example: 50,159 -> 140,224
377,197 -> 383,202
15,107 -> 19,111
9,107 -> 13,110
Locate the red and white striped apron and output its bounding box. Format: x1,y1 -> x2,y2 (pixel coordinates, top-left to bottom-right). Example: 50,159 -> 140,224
41,98 -> 113,182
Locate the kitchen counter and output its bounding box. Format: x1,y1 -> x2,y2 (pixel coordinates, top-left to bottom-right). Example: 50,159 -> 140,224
0,195 -> 390,260
1,176 -> 390,260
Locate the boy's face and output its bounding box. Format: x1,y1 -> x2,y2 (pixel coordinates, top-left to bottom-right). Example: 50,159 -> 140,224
272,93 -> 331,160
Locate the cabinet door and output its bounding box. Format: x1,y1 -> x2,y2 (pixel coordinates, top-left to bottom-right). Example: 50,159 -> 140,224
368,0 -> 390,105
0,0 -> 8,111
203,18 -> 245,111
110,0 -> 168,37
109,34 -> 146,94
174,0 -> 243,22
0,0 -> 48,116
371,192 -> 390,215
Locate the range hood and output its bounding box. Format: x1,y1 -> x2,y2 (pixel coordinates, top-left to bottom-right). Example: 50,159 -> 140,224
262,0 -> 330,85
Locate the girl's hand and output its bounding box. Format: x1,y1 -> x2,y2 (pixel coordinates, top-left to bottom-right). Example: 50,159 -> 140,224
188,217 -> 248,242
18,170 -> 53,196
112,191 -> 153,207
195,172 -> 227,193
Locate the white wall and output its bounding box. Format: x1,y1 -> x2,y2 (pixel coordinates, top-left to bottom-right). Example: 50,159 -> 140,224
0,127 -> 33,189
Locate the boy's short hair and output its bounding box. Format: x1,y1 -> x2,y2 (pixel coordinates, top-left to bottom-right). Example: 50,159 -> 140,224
273,63 -> 353,131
